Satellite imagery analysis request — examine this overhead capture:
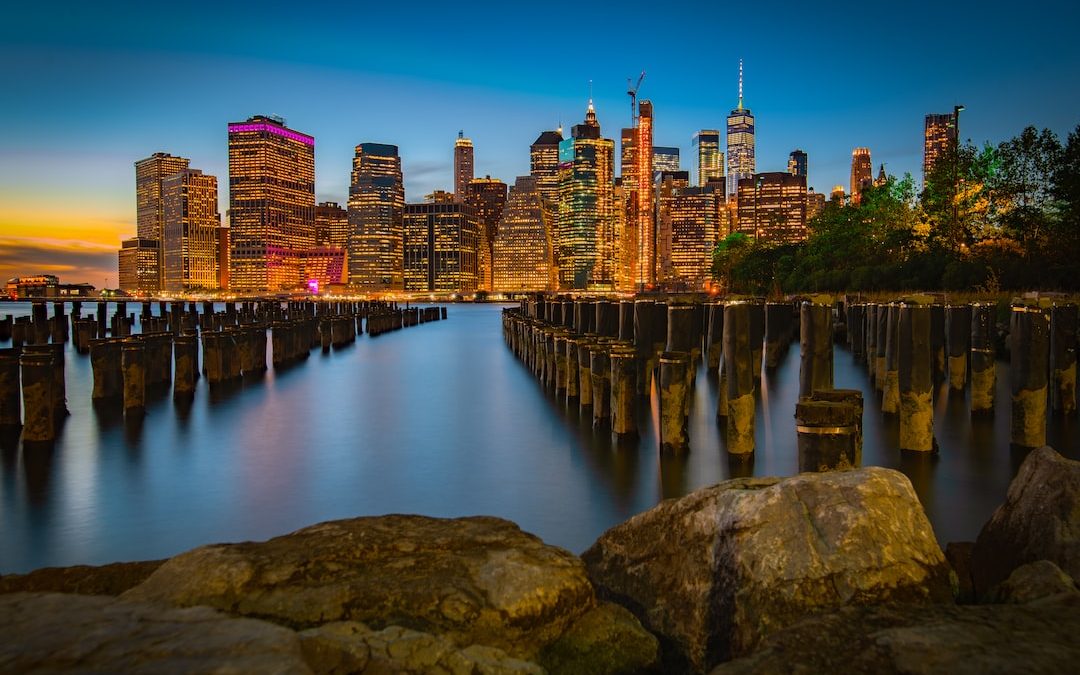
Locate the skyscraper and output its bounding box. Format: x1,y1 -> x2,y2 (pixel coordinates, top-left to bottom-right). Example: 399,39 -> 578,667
315,202 -> 348,283
736,172 -> 808,243
924,112 -> 958,181
133,152 -> 190,291
465,177 -> 508,292
493,176 -> 554,292
657,182 -> 724,289
653,146 -> 680,174
634,100 -> 655,287
530,130 -> 563,207
403,191 -> 479,293
557,100 -> 615,290
726,61 -> 755,198
693,130 -> 723,187
850,147 -> 873,204
348,143 -> 405,290
454,131 -> 474,201
118,238 -> 161,294
162,168 -> 220,292
788,149 -> 807,178
227,115 -> 315,292
807,189 -> 826,221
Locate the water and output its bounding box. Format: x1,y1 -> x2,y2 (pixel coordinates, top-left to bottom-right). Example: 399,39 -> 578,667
0,302 -> 1077,573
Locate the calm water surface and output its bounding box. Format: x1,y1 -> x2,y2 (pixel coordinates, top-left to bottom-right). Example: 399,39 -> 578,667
1,302 -> 1077,573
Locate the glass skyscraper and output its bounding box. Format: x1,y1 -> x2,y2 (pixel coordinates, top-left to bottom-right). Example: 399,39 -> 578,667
726,61 -> 755,199
693,130 -> 723,188
347,143 -> 405,290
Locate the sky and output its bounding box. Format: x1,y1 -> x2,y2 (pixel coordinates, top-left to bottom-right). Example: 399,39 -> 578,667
2,0 -> 1079,287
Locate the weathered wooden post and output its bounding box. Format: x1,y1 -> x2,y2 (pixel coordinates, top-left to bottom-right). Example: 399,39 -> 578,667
565,336 -> 580,401
591,344 -> 612,427
1050,304 -> 1077,415
970,302 -> 996,415
578,338 -> 597,411
882,303 -> 901,414
595,301 -> 619,338
866,304 -> 878,382
1010,305 -> 1049,448
748,301 -> 764,379
609,347 -> 637,437
930,304 -> 946,384
705,303 -> 724,370
809,388 -> 863,461
765,302 -> 789,369
90,338 -> 123,400
874,303 -> 888,393
658,351 -> 691,453
799,302 -> 833,398
0,349 -> 21,428
20,350 -> 54,442
724,302 -> 755,456
946,304 -> 971,391
618,301 -> 635,342
121,338 -> 146,414
898,304 -> 934,452
173,334 -> 196,396
796,398 -> 860,471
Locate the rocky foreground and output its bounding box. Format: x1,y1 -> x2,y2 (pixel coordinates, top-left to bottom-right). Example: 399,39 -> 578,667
2,447 -> 1078,674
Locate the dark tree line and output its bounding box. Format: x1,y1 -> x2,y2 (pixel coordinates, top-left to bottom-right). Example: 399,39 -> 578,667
712,124 -> 1080,294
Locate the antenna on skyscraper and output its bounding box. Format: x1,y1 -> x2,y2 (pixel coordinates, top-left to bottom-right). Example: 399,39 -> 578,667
458,130 -> 464,140
738,59 -> 744,110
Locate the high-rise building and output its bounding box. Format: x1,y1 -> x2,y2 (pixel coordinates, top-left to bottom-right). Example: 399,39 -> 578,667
726,61 -> 756,198
162,169 -> 220,292
134,152 -> 190,291
530,129 -> 563,207
557,100 -> 615,290
850,147 -> 873,204
118,238 -> 161,294
465,177 -> 508,292
347,143 -> 405,290
493,176 -> 554,292
613,178 -> 635,292
875,163 -> 888,188
227,115 -> 315,292
693,130 -> 723,187
788,149 -> 807,178
807,189 -> 826,221
634,101 -> 655,287
924,112 -> 958,181
217,225 -> 230,290
404,190 -> 479,293
736,172 -> 808,243
315,202 -> 348,283
657,183 -> 724,289
830,185 -> 846,203
454,131 -> 474,201
653,146 -> 680,174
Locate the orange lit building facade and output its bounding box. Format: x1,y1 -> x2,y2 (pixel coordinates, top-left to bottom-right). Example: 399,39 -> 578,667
348,143 -> 405,290
736,172 -> 808,244
493,176 -> 554,292
465,177 -> 507,292
227,115 -> 316,292
404,191 -> 480,293
162,168 -> 221,292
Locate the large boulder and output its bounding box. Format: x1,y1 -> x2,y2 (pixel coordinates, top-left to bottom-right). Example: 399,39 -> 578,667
0,592 -> 310,674
582,468 -> 952,672
123,515 -> 596,661
994,560 -> 1079,604
298,621 -> 545,674
711,593 -> 1080,675
538,602 -> 660,675
971,446 -> 1080,596
0,560 -> 164,596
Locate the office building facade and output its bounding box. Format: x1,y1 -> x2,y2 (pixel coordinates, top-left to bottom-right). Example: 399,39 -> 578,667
493,176 -> 554,292
162,169 -> 221,292
347,143 -> 405,290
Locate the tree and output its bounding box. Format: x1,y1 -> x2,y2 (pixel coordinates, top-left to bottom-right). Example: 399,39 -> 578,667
710,232 -> 751,291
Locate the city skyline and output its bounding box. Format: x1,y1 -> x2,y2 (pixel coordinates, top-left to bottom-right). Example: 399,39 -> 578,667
3,0 -> 1079,286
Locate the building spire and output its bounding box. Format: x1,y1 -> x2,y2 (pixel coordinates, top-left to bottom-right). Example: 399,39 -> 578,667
737,59 -> 744,110
458,129 -> 464,140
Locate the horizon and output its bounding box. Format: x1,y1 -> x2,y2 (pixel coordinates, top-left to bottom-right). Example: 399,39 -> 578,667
2,0 -> 1079,287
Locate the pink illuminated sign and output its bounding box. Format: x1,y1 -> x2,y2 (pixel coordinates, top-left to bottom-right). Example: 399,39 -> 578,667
228,123 -> 315,147
307,279 -> 319,294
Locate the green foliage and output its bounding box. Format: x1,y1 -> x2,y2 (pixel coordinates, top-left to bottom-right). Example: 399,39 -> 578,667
710,123 -> 1080,292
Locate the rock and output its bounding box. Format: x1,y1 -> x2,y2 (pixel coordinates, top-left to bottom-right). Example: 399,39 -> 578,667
994,560 -> 1079,604
971,446 -> 1080,597
0,560 -> 164,596
710,593 -> 1080,675
0,592 -> 311,674
538,602 -> 660,675
583,468 -> 952,672
944,542 -> 975,603
123,515 -> 596,661
299,621 -> 545,674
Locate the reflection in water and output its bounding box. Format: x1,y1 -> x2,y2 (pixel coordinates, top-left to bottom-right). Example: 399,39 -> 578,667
0,301 -> 1077,574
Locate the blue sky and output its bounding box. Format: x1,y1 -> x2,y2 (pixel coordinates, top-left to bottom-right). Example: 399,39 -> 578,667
2,0 -> 1078,284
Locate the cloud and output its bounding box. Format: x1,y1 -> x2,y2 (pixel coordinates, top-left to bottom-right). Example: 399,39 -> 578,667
0,237 -> 117,286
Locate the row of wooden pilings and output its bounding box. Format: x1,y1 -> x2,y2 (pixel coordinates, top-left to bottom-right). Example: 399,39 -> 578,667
844,300 -> 1077,450
503,295 -> 1077,471
0,299 -> 447,444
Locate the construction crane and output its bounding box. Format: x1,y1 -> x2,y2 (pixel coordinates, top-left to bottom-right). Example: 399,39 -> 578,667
627,70 -> 646,126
